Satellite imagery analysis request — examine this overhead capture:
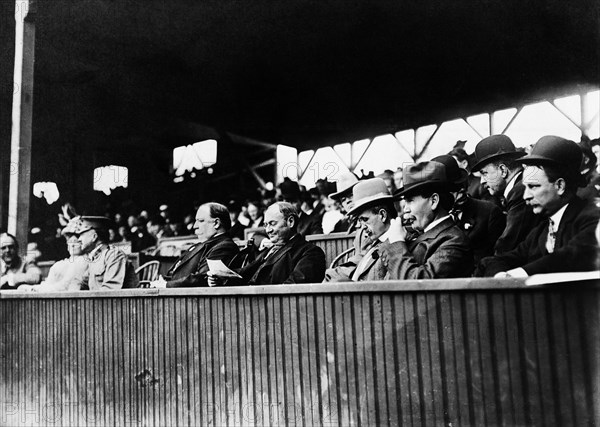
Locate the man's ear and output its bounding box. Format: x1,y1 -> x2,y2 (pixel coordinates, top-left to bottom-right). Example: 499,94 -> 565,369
499,163 -> 509,179
287,215 -> 296,228
430,193 -> 440,210
555,177 -> 567,196
378,208 -> 388,222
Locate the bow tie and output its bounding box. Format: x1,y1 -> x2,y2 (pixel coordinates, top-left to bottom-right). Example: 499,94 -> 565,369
449,207 -> 462,223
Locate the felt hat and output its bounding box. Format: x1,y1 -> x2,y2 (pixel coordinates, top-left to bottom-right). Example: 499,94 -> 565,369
347,178 -> 393,216
431,154 -> 469,189
278,178 -> 301,201
330,172 -> 359,200
471,135 -> 525,172
394,161 -> 451,198
519,136 -> 582,170
62,216 -> 112,236
519,136 -> 586,186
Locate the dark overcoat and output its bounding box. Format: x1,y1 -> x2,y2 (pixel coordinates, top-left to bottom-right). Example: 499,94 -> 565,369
165,233 -> 239,288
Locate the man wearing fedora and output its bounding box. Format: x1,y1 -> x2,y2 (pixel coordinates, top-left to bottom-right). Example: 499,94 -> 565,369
472,135 -> 539,253
432,155 -> 506,269
68,216 -> 139,289
478,136 -> 600,277
379,162 -> 473,280
325,178 -> 394,281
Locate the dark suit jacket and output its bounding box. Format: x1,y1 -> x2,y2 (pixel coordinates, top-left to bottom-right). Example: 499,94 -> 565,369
236,234 -> 326,285
379,217 -> 473,280
479,197 -> 600,276
455,196 -> 506,267
165,233 -> 239,287
495,172 -> 540,254
297,210 -> 323,237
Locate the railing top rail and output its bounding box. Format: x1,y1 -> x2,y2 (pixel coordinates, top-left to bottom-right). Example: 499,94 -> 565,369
1,274 -> 598,299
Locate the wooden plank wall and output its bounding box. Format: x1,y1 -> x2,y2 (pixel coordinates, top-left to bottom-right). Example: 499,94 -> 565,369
306,232 -> 355,266
0,282 -> 598,426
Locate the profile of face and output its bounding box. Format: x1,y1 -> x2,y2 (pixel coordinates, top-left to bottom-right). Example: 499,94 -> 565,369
592,145 -> 600,173
323,198 -> 337,212
523,166 -> 563,216
66,235 -> 82,256
356,207 -> 389,241
402,194 -> 436,232
393,171 -> 403,190
247,204 -> 260,221
193,205 -> 218,243
76,228 -> 98,254
478,163 -> 507,196
264,205 -> 295,245
339,194 -> 354,213
0,234 -> 17,265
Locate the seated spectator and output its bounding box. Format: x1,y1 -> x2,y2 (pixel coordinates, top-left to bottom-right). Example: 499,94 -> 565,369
19,230 -> 88,292
279,178 -> 323,236
472,135 -> 540,253
326,178 -> 396,281
478,136 -> 600,277
227,200 -> 246,240
321,197 -> 345,234
209,202 -> 326,285
433,154 -> 505,268
246,201 -> 264,229
0,232 -> 42,289
330,172 -> 360,233
68,216 -> 138,289
151,203 -> 239,288
379,162 -> 473,279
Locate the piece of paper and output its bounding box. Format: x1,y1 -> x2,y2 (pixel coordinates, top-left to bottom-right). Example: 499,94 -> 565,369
525,270 -> 600,286
207,259 -> 242,279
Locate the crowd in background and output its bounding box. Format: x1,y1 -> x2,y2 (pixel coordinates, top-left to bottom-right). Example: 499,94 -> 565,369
11,136 -> 600,267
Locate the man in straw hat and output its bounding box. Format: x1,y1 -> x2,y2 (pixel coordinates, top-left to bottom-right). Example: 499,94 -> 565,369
379,161 -> 473,280
327,177 -> 397,281
64,216 -> 138,289
478,136 -> 600,277
472,134 -> 539,253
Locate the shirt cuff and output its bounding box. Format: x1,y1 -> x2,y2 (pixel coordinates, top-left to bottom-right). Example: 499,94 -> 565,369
506,267 -> 528,278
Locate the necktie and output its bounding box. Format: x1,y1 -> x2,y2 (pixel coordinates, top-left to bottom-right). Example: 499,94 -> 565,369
545,218 -> 556,253
449,207 -> 462,223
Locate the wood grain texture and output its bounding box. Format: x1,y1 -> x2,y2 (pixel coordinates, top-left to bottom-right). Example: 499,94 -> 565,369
0,281 -> 598,426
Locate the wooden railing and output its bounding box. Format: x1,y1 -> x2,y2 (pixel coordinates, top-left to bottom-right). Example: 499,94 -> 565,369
0,278 -> 598,426
306,232 -> 355,266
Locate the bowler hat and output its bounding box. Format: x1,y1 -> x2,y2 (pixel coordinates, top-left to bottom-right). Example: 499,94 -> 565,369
62,216 -> 112,236
347,178 -> 393,216
278,178 -> 301,201
330,172 -> 359,200
431,154 -> 468,189
520,136 -> 586,186
519,136 -> 582,170
471,135 -> 525,172
394,161 -> 451,198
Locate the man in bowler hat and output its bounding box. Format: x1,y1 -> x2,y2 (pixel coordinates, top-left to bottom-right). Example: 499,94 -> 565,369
432,155 -> 506,269
478,136 -> 600,277
472,135 -> 539,253
379,162 -> 473,279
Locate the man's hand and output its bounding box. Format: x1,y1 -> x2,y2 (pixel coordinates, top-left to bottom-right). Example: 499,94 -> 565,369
207,273 -> 224,287
259,239 -> 274,251
1,272 -> 14,288
149,275 -> 167,288
494,271 -> 511,278
386,217 -> 407,243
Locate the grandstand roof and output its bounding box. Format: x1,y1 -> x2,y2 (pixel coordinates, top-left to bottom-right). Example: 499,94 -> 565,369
1,0 -> 599,153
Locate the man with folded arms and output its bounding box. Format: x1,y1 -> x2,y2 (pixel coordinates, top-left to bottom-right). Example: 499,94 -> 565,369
379,161 -> 473,279
478,136 -> 600,277
0,233 -> 42,289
